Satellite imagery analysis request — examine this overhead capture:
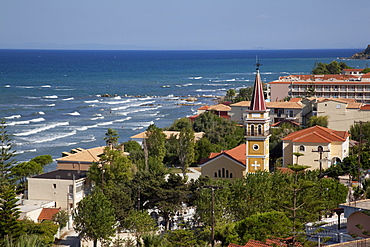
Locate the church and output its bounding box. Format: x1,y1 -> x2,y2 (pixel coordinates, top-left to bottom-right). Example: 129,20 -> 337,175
200,64 -> 270,179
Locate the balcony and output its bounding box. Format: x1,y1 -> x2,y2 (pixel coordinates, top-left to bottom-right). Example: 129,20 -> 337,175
246,130 -> 271,137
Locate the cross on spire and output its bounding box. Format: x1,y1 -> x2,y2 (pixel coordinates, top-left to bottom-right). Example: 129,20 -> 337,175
255,56 -> 262,70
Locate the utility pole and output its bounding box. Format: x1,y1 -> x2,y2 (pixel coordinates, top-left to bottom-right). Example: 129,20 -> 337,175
354,120 -> 368,183
203,186 -> 223,247
312,146 -> 330,177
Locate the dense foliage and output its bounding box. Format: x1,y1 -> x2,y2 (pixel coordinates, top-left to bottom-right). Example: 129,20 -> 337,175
311,61 -> 352,74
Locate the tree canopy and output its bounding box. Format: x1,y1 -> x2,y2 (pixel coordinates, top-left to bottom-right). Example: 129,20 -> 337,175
311,61 -> 352,74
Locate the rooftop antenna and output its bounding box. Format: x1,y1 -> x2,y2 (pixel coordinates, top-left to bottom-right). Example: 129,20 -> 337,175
255,56 -> 262,71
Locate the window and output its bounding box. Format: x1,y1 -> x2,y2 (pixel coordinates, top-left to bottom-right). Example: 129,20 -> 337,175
250,124 -> 255,136
53,184 -> 56,189
253,144 -> 260,151
258,124 -> 262,135
299,145 -> 305,152
336,104 -> 341,109
215,168 -> 233,178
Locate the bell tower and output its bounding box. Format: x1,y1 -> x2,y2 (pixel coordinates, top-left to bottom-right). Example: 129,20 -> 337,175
245,62 -> 270,172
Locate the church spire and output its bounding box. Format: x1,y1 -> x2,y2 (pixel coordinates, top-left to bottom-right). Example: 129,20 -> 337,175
249,60 -> 266,111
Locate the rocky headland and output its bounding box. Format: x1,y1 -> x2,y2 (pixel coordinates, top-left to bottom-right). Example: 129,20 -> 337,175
349,45 -> 370,59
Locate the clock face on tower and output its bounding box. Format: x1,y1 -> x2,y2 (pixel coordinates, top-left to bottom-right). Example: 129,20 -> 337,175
252,144 -> 259,151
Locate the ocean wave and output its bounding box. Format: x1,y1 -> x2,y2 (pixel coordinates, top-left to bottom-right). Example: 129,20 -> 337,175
38,112 -> 45,115
31,131 -> 77,144
41,85 -> 51,88
66,111 -> 80,116
6,117 -> 45,126
90,116 -> 104,120
16,86 -> 35,89
84,100 -> 100,103
62,97 -> 74,101
81,135 -> 96,143
4,115 -> 21,119
106,99 -> 131,105
43,95 -> 58,99
15,149 -> 37,154
195,89 -> 217,92
47,104 -> 56,107
115,117 -> 132,122
5,85 -> 10,88
113,96 -> 121,99
188,76 -> 202,79
13,122 -> 69,136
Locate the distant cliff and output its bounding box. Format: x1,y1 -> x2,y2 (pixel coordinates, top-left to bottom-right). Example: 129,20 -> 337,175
349,45 -> 370,59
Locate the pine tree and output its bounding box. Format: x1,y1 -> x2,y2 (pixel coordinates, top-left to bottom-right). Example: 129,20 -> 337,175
0,119 -> 22,239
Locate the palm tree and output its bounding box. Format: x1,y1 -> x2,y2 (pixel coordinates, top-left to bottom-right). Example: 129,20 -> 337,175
104,128 -> 119,148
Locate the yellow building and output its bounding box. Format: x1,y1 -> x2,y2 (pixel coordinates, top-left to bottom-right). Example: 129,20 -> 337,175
245,67 -> 270,172
282,125 -> 349,170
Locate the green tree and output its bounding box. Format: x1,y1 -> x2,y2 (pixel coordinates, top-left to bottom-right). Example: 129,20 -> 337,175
52,210 -> 69,229
307,115 -> 329,128
0,184 -> 21,239
362,68 -> 370,74
21,220 -> 58,246
88,147 -> 134,191
145,124 -> 166,171
73,191 -> 117,247
165,229 -> 197,247
233,211 -> 291,244
104,128 -> 119,147
29,155 -> 53,167
4,234 -> 44,247
0,120 -> 21,240
168,117 -> 193,131
123,210 -> 157,246
312,61 -> 352,74
178,127 -> 195,177
225,89 -> 236,100
194,137 -> 217,162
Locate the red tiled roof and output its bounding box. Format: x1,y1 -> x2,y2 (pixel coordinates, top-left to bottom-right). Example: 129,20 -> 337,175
360,105 -> 370,110
203,144 -> 246,166
282,125 -> 349,143
244,240 -> 270,247
38,208 -> 60,221
343,69 -> 364,72
362,72 -> 370,78
198,105 -> 210,110
227,244 -> 244,247
289,98 -> 302,102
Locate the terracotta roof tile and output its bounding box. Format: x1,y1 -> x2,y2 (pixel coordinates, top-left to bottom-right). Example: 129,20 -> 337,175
282,125 -> 349,143
198,105 -> 210,110
343,69 -> 364,72
360,105 -> 370,110
289,98 -> 302,102
56,146 -> 105,163
202,144 -> 246,166
244,239 -> 270,247
362,72 -> 370,78
38,208 -> 60,221
227,244 -> 244,247
208,104 -> 231,111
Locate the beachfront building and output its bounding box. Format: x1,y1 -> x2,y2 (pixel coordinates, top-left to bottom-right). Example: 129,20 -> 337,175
28,169 -> 91,211
282,125 -> 349,170
268,73 -> 370,103
56,146 -> 105,171
229,99 -> 303,126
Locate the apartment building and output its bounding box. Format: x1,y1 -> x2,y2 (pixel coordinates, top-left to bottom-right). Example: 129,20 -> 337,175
268,73 -> 370,103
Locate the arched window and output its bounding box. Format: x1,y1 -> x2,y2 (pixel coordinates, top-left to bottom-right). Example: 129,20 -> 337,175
226,170 -> 229,178
218,170 -> 221,177
250,124 -> 255,136
214,172 -> 217,178
230,173 -> 233,178
222,168 -> 225,178
258,124 -> 262,135
299,145 -> 305,152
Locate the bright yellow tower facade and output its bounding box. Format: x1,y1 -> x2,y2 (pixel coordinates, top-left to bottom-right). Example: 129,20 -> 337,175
245,66 -> 270,173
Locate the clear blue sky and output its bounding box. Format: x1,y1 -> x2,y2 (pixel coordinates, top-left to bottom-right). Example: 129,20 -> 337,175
1,0 -> 369,50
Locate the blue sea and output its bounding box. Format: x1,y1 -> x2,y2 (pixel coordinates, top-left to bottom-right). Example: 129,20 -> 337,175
0,49 -> 368,171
